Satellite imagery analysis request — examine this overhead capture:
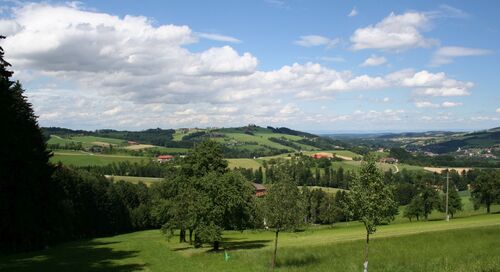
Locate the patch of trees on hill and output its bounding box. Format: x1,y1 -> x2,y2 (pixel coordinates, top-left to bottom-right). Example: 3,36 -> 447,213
267,126 -> 317,138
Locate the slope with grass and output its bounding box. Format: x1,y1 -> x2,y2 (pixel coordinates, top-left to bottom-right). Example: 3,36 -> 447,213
2,213 -> 499,272
47,135 -> 126,148
51,151 -> 147,166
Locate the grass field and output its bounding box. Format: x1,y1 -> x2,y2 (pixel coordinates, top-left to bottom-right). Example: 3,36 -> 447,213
228,159 -> 263,170
2,213 -> 499,272
48,135 -> 126,147
106,175 -> 164,186
51,151 -> 147,166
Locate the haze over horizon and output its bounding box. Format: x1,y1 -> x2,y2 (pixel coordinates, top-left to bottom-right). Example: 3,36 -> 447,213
0,1 -> 499,131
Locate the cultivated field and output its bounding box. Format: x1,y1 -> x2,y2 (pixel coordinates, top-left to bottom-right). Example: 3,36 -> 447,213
2,213 -> 499,271
424,167 -> 472,173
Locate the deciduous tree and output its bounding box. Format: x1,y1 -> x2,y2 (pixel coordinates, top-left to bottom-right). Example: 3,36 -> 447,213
265,173 -> 304,271
348,158 -> 398,272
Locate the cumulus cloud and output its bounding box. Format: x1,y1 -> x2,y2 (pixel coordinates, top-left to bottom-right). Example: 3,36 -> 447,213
348,7 -> 358,17
0,3 -> 477,129
401,70 -> 473,97
294,35 -> 339,48
431,46 -> 493,66
351,11 -> 437,51
361,55 -> 387,66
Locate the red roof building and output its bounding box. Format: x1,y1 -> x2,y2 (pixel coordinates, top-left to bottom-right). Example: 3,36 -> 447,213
157,155 -> 174,163
252,182 -> 266,197
311,152 -> 334,159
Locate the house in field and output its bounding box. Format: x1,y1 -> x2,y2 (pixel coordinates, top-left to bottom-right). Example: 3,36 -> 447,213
127,140 -> 138,145
380,157 -> 398,164
311,152 -> 334,159
252,182 -> 266,197
157,155 -> 174,163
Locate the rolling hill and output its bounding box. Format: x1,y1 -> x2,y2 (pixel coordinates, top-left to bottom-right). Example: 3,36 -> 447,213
43,125 -> 348,158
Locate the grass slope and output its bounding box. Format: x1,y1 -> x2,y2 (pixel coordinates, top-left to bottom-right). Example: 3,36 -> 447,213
2,214 -> 499,272
48,135 -> 126,147
51,151 -> 147,166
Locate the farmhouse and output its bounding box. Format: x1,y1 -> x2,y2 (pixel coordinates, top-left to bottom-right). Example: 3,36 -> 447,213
311,152 -> 334,159
157,155 -> 174,163
252,182 -> 266,197
380,157 -> 398,164
127,140 -> 138,145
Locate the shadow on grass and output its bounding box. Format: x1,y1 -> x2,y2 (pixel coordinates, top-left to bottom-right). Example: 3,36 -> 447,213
223,239 -> 271,251
0,240 -> 144,272
276,254 -> 319,268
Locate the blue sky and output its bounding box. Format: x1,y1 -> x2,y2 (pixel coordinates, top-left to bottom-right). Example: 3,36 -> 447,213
0,0 -> 498,132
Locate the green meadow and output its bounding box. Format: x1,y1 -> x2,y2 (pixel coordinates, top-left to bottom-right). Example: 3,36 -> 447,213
51,151 -> 147,166
2,213 -> 499,272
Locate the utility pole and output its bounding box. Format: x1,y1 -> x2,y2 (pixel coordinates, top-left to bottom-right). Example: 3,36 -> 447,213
445,171 -> 450,222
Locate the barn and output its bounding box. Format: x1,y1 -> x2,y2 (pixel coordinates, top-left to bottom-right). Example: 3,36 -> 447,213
252,182 -> 266,197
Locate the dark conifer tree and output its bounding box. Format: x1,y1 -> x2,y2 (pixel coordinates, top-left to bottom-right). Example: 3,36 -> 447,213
0,37 -> 55,252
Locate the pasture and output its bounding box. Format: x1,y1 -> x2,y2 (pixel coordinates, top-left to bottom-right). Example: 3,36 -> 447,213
228,158 -> 263,170
48,135 -> 126,147
2,213 -> 499,271
51,151 -> 147,166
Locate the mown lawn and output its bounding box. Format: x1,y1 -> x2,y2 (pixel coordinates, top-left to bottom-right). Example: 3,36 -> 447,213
2,213 -> 499,272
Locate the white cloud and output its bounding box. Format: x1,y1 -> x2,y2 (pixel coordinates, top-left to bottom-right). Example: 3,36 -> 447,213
415,101 -> 463,108
415,101 -> 439,108
431,46 -> 493,66
294,35 -> 339,48
348,7 -> 358,17
496,108 -> 500,113
0,3 -> 477,129
279,103 -> 300,115
441,101 -> 462,108
401,70 -> 473,97
351,11 -> 437,51
197,33 -> 242,43
361,55 -> 387,66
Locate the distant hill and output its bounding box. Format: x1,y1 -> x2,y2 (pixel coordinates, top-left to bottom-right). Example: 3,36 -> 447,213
329,127 -> 499,155
43,125 -> 347,158
422,127 -> 500,154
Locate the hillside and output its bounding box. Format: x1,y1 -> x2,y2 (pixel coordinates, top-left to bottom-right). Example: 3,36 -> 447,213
43,125 -> 348,158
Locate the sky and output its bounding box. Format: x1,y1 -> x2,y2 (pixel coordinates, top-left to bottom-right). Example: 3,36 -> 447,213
0,0 -> 499,132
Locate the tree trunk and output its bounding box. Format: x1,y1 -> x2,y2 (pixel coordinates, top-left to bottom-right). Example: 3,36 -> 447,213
189,228 -> 193,245
194,233 -> 202,248
364,232 -> 370,272
487,204 -> 491,213
271,229 -> 279,271
179,228 -> 186,243
213,240 -> 220,251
